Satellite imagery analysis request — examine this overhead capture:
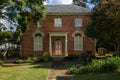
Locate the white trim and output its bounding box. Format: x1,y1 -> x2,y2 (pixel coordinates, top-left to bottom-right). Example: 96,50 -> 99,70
49,32 -> 68,56
31,30 -> 45,37
49,35 -> 52,56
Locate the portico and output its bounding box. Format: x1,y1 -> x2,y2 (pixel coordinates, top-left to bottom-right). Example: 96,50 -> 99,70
49,32 -> 68,56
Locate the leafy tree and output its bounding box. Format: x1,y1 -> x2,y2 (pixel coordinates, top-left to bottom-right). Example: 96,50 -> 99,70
86,0 -> 120,55
73,0 -> 88,8
0,0 -> 46,42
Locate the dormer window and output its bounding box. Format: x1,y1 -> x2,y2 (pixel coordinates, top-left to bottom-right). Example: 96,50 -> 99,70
75,18 -> 82,27
54,18 -> 62,27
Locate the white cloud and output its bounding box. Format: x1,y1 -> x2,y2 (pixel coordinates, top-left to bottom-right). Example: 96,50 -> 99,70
45,0 -> 73,5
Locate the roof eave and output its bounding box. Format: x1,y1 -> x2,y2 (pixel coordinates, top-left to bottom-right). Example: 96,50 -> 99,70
46,13 -> 91,15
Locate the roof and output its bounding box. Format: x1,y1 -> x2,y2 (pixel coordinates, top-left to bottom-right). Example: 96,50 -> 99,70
46,5 -> 91,15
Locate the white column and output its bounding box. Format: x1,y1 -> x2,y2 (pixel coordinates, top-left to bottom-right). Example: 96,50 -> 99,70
49,35 -> 52,56
65,35 -> 68,56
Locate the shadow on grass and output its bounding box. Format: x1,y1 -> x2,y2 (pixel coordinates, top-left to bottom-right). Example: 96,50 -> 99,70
31,62 -> 51,69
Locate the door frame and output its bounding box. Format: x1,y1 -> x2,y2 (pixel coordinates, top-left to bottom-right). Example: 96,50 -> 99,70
49,32 -> 68,56
55,39 -> 62,56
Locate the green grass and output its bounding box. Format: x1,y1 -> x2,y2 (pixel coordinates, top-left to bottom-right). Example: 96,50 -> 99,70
0,63 -> 50,80
74,71 -> 120,80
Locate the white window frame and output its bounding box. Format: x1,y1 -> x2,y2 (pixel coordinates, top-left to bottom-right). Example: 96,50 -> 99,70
74,36 -> 83,50
54,18 -> 62,27
75,18 -> 82,27
34,35 -> 42,51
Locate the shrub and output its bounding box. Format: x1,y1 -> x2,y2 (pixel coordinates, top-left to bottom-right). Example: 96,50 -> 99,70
79,51 -> 95,65
32,56 -> 41,62
0,59 -> 3,65
25,57 -> 34,63
64,54 -> 79,61
67,57 -> 120,74
16,59 -> 24,64
42,52 -> 52,62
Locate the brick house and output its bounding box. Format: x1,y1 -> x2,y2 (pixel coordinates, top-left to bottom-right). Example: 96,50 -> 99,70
21,5 -> 96,57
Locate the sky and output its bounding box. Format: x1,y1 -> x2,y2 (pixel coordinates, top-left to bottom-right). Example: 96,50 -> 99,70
44,0 -> 94,8
45,0 -> 73,5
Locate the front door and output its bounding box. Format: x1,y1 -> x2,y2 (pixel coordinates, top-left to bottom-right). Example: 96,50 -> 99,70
55,39 -> 62,56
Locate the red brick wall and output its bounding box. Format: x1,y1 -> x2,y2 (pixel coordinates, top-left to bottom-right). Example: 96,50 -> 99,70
21,14 -> 96,57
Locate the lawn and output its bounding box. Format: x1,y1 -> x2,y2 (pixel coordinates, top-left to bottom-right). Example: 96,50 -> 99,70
0,63 -> 50,80
74,71 -> 120,80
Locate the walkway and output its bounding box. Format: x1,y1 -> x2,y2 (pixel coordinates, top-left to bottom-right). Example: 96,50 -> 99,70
47,61 -> 74,80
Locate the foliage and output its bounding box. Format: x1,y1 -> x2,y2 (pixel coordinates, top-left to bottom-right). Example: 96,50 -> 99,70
0,31 -> 13,44
79,51 -> 95,65
0,59 -> 3,65
24,57 -> 34,63
73,0 -> 88,8
67,57 -> 120,74
65,61 -> 80,68
32,56 -> 40,62
86,0 -> 120,55
74,72 -> 120,80
64,54 -> 79,61
16,59 -> 24,64
42,52 -> 52,62
16,56 -> 41,63
0,0 -> 46,43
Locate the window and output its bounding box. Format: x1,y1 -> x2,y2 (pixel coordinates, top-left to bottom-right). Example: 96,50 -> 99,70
34,34 -> 42,51
54,18 -> 62,27
74,33 -> 83,50
75,18 -> 82,27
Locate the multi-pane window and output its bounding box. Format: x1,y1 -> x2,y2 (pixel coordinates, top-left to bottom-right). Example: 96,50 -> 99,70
75,18 -> 82,27
54,18 -> 62,27
74,33 -> 83,50
34,34 -> 42,51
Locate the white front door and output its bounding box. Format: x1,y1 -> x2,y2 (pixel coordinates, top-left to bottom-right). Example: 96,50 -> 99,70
55,40 -> 62,55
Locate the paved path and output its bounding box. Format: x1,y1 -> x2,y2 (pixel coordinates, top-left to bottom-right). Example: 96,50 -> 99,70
47,61 -> 74,80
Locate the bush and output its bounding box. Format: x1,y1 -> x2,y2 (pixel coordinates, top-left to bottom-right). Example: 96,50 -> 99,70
16,59 -> 24,64
67,57 -> 120,74
32,56 -> 41,62
79,51 -> 95,65
25,57 -> 34,63
42,52 -> 52,62
64,54 -> 79,61
0,59 -> 3,65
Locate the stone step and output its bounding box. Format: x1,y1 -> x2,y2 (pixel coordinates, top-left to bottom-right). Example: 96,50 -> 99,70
52,56 -> 64,61
56,76 -> 74,80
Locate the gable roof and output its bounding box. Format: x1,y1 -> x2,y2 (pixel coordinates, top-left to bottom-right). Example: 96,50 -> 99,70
46,5 -> 91,15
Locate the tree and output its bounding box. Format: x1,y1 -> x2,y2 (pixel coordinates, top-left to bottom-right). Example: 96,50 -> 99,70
0,0 -> 46,42
86,0 -> 120,55
73,0 -> 88,8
